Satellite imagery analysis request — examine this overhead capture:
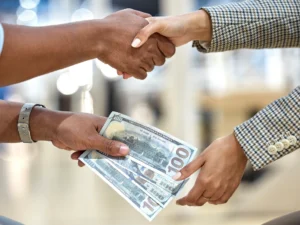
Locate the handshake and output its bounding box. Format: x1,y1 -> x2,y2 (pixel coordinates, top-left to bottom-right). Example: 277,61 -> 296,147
96,9 -> 212,79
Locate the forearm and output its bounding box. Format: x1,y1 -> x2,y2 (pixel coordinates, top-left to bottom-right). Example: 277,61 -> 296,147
0,20 -> 103,86
193,0 -> 300,53
0,100 -> 58,143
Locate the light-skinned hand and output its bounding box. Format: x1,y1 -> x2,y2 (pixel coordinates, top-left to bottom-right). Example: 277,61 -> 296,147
174,133 -> 247,206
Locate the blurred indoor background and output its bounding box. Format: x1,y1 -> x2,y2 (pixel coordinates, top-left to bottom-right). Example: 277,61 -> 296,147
0,0 -> 299,224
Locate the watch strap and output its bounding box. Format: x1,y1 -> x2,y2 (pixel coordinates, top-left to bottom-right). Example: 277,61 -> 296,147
18,103 -> 45,143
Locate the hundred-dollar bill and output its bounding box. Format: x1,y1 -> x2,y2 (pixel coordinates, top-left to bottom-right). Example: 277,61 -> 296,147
98,151 -> 187,195
110,157 -> 174,207
80,150 -> 162,221
100,112 -> 198,179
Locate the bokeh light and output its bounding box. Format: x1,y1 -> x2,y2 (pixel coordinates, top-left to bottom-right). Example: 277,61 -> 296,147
69,60 -> 93,87
17,9 -> 38,25
95,59 -> 120,80
19,0 -> 40,9
56,72 -> 79,95
71,8 -> 94,22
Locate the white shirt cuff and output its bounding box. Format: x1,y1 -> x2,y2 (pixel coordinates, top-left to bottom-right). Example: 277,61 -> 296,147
0,24 -> 4,55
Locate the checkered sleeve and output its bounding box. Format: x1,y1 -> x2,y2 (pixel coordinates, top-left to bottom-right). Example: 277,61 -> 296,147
193,0 -> 300,52
234,86 -> 300,171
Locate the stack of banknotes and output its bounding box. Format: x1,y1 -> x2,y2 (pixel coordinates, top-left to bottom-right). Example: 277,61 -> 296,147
80,112 -> 198,221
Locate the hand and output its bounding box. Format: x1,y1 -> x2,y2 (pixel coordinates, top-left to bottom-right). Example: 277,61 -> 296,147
117,10 -> 211,79
98,9 -> 175,80
131,10 -> 212,48
174,133 -> 247,206
34,110 -> 129,167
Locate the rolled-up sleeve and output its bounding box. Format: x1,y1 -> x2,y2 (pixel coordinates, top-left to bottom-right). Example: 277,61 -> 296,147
0,24 -> 4,55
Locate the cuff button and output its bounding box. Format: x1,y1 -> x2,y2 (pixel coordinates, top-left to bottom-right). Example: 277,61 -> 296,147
268,145 -> 277,155
287,135 -> 297,145
275,142 -> 284,152
281,139 -> 290,149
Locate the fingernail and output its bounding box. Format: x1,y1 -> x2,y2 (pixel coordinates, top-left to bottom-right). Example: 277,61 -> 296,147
172,172 -> 182,181
119,145 -> 129,155
131,38 -> 141,48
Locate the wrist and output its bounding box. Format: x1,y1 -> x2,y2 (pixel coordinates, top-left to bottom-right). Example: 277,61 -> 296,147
30,107 -> 58,142
230,132 -> 247,162
92,18 -> 117,61
72,20 -> 105,60
182,10 -> 212,42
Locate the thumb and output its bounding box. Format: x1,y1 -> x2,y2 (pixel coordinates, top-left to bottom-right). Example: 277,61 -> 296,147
131,18 -> 161,48
172,155 -> 205,181
88,135 -> 130,157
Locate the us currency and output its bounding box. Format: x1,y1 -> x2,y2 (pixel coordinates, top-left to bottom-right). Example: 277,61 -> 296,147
100,112 -> 198,179
80,150 -> 162,221
110,157 -> 174,207
99,151 -> 187,195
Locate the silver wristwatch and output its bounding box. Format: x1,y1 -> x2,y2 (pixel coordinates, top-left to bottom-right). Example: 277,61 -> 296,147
17,103 -> 46,143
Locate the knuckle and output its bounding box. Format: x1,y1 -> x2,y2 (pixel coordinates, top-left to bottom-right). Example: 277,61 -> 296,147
211,181 -> 221,190
103,139 -> 115,154
147,44 -> 155,52
146,17 -> 155,22
200,177 -> 211,186
181,165 -> 193,176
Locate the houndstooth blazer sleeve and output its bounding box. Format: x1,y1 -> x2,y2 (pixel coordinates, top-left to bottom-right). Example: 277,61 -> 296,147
193,0 -> 300,52
234,87 -> 300,171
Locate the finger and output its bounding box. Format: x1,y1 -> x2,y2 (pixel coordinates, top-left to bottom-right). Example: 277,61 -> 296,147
150,41 -> 166,66
173,155 -> 205,181
213,185 -> 237,205
117,70 -> 123,76
195,196 -> 209,206
208,188 -> 226,204
141,61 -> 154,72
183,176 -> 206,206
195,182 -> 221,204
155,34 -> 176,58
123,73 -> 132,79
131,18 -> 162,48
152,54 -> 166,66
131,68 -> 147,80
78,160 -> 85,167
88,135 -> 130,156
176,196 -> 188,206
71,151 -> 85,160
130,9 -> 151,19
